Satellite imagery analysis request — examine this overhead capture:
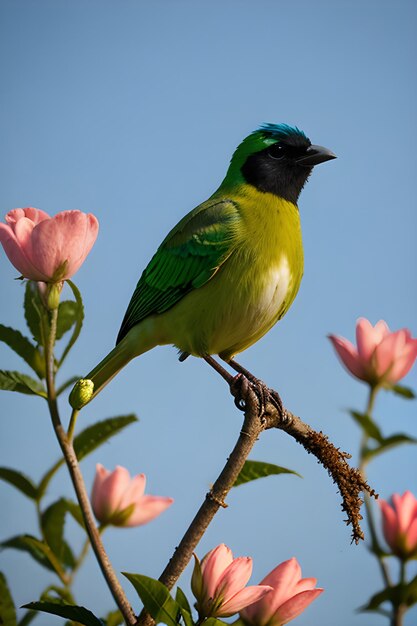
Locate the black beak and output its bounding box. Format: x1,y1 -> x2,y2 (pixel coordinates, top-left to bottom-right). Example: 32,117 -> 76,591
296,144 -> 337,167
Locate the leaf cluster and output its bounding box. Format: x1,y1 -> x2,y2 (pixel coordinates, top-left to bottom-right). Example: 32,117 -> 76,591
0,281 -> 84,398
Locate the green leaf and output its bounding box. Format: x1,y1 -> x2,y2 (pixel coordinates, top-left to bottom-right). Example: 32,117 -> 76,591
40,585 -> 75,604
123,573 -> 180,626
18,611 -> 38,626
234,460 -> 301,487
0,571 -> 17,626
24,282 -> 43,344
0,467 -> 38,500
41,500 -> 76,569
360,575 -> 417,611
63,499 -> 85,529
175,588 -> 193,626
349,410 -> 383,442
57,281 -> 84,367
1,535 -> 59,573
175,587 -> 192,615
363,433 -> 417,463
0,370 -> 47,397
0,325 -> 45,379
73,414 -> 138,461
102,610 -> 123,626
55,301 -> 79,341
390,384 -> 416,400
37,415 -> 138,498
21,601 -> 104,626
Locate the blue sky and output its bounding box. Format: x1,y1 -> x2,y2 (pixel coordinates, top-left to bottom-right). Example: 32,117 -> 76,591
1,1 -> 416,625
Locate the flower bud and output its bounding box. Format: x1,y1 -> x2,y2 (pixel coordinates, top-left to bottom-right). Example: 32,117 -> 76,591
69,379 -> 95,409
380,491 -> 417,560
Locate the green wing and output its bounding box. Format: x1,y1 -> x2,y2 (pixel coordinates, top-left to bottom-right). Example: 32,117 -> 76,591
116,197 -> 240,343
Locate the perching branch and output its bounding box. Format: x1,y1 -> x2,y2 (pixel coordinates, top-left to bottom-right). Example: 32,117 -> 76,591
136,360 -> 376,626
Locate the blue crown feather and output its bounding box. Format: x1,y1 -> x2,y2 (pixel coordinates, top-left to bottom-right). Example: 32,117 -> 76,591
258,123 -> 307,142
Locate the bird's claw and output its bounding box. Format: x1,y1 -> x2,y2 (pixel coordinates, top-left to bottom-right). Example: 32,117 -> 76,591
230,373 -> 249,411
229,373 -> 283,422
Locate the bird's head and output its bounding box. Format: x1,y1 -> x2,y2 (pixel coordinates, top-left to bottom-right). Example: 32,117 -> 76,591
221,123 -> 336,205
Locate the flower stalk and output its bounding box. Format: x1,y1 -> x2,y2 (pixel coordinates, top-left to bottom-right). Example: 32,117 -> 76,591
43,301 -> 136,625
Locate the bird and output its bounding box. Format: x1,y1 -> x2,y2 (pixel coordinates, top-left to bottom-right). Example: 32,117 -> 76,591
69,123 -> 336,410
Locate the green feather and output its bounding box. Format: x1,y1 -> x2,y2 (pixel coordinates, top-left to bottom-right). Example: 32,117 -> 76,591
117,197 -> 240,343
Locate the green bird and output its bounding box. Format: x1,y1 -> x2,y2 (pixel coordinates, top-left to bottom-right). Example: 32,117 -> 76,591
70,123 -> 335,409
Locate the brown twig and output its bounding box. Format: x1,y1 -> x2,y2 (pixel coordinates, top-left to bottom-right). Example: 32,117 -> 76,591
136,376 -> 265,625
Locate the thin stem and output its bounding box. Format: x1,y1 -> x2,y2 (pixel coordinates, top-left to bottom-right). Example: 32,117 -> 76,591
358,387 -> 393,592
68,536 -> 91,585
43,306 -> 136,626
393,604 -> 406,626
67,408 -> 79,441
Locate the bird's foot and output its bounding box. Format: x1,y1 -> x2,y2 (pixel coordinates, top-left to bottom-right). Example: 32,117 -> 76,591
227,358 -> 284,418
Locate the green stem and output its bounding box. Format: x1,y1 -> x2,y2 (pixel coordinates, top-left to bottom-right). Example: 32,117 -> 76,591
67,408 -> 79,441
68,536 -> 91,585
43,305 -> 136,625
359,386 -> 392,589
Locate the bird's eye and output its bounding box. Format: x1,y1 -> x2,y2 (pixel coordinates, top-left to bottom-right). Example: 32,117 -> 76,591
267,143 -> 286,159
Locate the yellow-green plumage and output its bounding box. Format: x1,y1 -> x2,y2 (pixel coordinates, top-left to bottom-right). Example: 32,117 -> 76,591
70,123 -> 335,409
156,186 -> 303,359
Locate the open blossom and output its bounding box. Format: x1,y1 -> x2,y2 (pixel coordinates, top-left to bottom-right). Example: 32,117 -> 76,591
91,464 -> 173,527
240,558 -> 323,626
329,318 -> 417,387
380,491 -> 417,559
191,544 -> 272,618
0,207 -> 99,282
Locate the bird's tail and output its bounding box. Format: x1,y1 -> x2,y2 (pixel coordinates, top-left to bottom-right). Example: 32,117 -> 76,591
69,322 -> 158,410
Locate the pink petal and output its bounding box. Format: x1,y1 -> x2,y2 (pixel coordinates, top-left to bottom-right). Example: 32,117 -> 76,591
328,335 -> 366,380
392,492 -> 417,534
379,499 -> 399,548
259,558 -> 301,613
201,545 -> 234,600
405,517 -> 417,553
5,207 -> 50,226
387,340 -> 417,382
373,332 -> 404,379
91,464 -> 111,520
295,577 -> 318,594
356,318 -> 381,360
219,585 -> 273,617
272,588 -> 323,624
118,473 -> 146,510
217,557 -> 253,601
123,495 -> 173,527
99,466 -> 131,518
0,221 -> 48,280
31,211 -> 98,280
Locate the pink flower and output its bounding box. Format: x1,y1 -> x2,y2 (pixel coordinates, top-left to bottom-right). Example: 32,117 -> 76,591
91,464 -> 173,527
379,491 -> 417,559
329,318 -> 417,387
191,544 -> 272,618
0,207 -> 99,282
240,558 -> 323,626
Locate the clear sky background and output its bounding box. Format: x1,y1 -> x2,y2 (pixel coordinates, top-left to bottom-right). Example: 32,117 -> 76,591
1,2 -> 416,625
